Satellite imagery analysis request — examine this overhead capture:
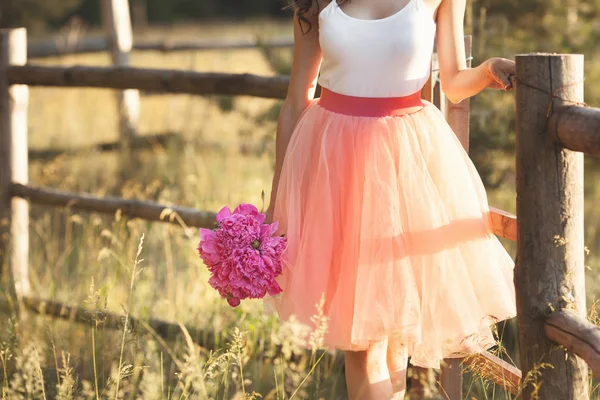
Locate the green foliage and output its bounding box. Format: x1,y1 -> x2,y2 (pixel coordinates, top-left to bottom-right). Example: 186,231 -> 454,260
0,0 -> 84,32
141,0 -> 291,21
0,0 -> 292,32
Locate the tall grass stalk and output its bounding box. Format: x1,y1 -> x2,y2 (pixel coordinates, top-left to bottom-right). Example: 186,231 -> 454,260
160,352 -> 164,397
91,323 -> 100,400
33,347 -> 47,400
49,330 -> 61,388
288,351 -> 326,400
115,233 -> 145,399
0,347 -> 9,399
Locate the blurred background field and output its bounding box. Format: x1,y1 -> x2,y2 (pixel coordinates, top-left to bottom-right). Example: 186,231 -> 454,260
1,0 -> 600,399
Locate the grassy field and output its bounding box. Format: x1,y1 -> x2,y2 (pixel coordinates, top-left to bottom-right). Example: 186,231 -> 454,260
1,20 -> 600,399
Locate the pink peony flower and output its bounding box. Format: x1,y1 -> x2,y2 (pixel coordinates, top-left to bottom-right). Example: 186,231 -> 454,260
227,296 -> 241,307
197,203 -> 287,307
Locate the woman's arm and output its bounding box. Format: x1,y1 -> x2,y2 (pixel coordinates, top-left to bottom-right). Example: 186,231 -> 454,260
265,3 -> 323,220
436,0 -> 515,104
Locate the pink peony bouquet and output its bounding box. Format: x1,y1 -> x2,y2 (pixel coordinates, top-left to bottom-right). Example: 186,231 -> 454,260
197,203 -> 287,307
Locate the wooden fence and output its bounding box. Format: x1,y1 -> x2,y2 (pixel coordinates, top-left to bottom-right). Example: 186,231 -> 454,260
2,25 -> 600,399
513,53 -> 600,399
101,0 -> 140,154
26,0 -> 294,161
27,36 -> 294,59
7,65 -> 290,98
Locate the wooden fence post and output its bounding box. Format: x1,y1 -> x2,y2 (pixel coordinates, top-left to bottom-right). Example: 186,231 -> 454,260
0,28 -> 30,299
438,35 -> 472,400
421,54 -> 436,103
515,53 -> 588,399
445,35 -> 472,150
101,0 -> 140,157
413,36 -> 473,400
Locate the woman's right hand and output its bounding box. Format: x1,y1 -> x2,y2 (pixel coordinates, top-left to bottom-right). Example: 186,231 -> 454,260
483,57 -> 516,91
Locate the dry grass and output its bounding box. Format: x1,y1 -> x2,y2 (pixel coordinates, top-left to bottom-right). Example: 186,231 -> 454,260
1,20 -> 599,399
2,21 -> 349,400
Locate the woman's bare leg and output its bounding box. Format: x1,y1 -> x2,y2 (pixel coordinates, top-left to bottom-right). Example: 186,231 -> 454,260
344,338 -> 394,400
386,336 -> 409,399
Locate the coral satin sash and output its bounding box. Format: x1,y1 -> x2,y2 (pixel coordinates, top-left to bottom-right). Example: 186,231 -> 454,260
318,88 -> 424,117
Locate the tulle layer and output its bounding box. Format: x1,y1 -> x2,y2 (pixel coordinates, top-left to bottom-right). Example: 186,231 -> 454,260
270,98 -> 516,368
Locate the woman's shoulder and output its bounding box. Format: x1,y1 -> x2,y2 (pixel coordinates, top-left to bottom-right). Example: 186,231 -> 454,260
292,0 -> 334,24
313,0 -> 334,14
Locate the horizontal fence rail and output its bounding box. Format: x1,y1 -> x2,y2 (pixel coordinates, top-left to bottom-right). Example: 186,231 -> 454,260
549,105 -> 600,157
463,351 -> 522,396
18,169 -> 517,241
545,310 -> 600,377
11,183 -> 216,228
28,132 -> 179,161
28,36 -> 294,58
28,133 -> 268,161
17,295 -> 340,367
20,296 -> 208,343
19,294 -> 516,395
7,65 -> 289,99
489,207 -> 517,242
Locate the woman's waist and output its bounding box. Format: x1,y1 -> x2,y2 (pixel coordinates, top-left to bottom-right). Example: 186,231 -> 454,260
317,87 -> 425,117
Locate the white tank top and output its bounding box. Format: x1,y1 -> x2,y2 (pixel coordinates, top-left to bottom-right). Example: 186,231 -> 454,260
317,0 -> 437,98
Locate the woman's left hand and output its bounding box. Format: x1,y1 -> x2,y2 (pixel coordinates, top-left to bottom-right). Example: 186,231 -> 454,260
484,58 -> 516,91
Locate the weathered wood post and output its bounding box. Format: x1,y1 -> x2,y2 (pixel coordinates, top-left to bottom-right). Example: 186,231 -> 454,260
411,53 -> 437,400
101,0 -> 140,166
515,53 -> 588,399
413,36 -> 473,400
0,28 -> 31,299
438,35 -> 473,400
445,36 -> 472,150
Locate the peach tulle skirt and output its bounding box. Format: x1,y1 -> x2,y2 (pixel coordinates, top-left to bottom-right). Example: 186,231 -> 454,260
270,89 -> 516,368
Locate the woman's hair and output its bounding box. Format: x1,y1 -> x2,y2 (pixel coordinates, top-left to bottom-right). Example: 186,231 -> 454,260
291,0 -> 349,33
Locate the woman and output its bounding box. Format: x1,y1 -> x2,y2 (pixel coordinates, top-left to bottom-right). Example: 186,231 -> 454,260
265,0 -> 517,398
